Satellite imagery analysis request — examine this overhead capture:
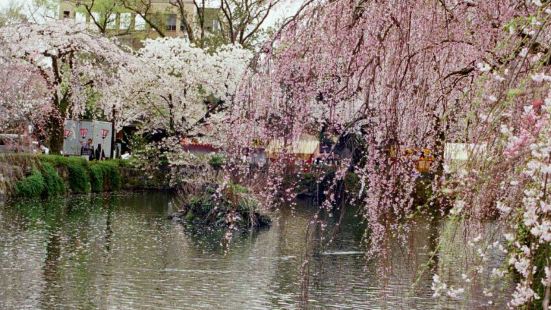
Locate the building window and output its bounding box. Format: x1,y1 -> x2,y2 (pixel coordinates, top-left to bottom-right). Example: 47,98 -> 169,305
106,13 -> 117,30
120,13 -> 131,30
166,14 -> 176,31
212,20 -> 220,31
63,11 -> 70,18
134,15 -> 146,31
91,11 -> 100,23
75,12 -> 86,23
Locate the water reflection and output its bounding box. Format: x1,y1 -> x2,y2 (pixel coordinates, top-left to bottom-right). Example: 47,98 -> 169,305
0,193 -> 508,309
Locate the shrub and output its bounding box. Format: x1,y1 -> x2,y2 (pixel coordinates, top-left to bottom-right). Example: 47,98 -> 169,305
89,161 -> 121,192
40,162 -> 65,196
66,159 -> 90,193
6,155 -> 136,197
227,182 -> 249,194
208,154 -> 225,170
181,182 -> 263,228
344,172 -> 360,194
104,162 -> 121,191
15,169 -> 45,198
41,156 -> 90,193
89,164 -> 104,193
297,172 -> 317,194
189,194 -> 215,214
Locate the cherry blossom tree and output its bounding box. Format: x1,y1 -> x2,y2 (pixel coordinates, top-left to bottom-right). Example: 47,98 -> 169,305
0,59 -> 49,132
110,37 -> 252,144
0,20 -> 131,153
228,0 -> 551,306
232,0 -> 515,239
435,4 -> 551,307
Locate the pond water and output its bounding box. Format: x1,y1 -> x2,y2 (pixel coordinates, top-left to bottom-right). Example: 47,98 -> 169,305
0,192 -> 510,309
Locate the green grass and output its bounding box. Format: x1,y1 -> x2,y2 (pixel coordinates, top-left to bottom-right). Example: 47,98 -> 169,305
208,154 -> 225,170
14,162 -> 66,198
89,164 -> 104,192
15,169 -> 45,198
89,161 -> 121,192
66,160 -> 90,193
4,154 -> 161,199
41,155 -> 90,193
187,182 -> 258,217
40,162 -> 65,196
42,155 -> 122,193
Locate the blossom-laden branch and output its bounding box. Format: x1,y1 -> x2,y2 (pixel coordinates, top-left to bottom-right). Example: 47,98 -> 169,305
0,20 -> 131,152
109,37 -> 253,145
227,0 -> 551,306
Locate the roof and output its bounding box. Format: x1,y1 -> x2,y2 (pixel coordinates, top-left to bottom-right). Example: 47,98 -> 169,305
182,143 -> 218,153
266,134 -> 320,159
444,143 -> 487,161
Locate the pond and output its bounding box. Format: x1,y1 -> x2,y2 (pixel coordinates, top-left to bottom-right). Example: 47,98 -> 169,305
0,192 -> 510,309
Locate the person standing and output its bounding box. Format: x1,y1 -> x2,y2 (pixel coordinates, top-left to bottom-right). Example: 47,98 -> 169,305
95,144 -> 106,161
81,138 -> 95,161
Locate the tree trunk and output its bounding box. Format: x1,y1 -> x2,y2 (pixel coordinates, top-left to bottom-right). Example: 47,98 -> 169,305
47,113 -> 64,154
47,95 -> 66,154
544,284 -> 550,310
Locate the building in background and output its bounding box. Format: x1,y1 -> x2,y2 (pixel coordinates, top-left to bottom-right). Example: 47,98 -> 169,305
58,0 -> 220,47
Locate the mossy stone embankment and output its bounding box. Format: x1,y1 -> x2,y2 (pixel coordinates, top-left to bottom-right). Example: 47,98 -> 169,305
0,154 -> 171,201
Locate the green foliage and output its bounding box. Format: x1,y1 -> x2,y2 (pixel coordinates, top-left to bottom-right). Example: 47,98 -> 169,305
189,194 -> 215,214
41,155 -> 90,193
208,154 -> 225,170
235,195 -> 257,213
180,182 -> 267,229
15,169 -> 45,198
40,162 -> 65,196
89,161 -> 121,192
89,164 -> 104,193
186,182 -> 257,217
506,88 -> 523,99
297,172 -> 317,194
13,159 -> 66,198
41,155 -> 123,193
113,158 -> 134,168
532,243 -> 551,309
41,154 -> 86,167
66,159 -> 90,193
4,154 -> 157,199
344,171 -> 360,194
226,182 -> 248,194
106,163 -> 122,190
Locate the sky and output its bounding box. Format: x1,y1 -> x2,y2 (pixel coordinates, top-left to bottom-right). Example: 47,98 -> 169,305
0,0 -> 304,27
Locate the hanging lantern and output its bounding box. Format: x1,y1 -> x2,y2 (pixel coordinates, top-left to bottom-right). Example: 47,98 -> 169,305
64,129 -> 71,139
101,129 -> 109,139
79,128 -> 88,139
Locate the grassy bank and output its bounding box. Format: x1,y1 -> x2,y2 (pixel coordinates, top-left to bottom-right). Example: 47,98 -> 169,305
0,154 -> 170,200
